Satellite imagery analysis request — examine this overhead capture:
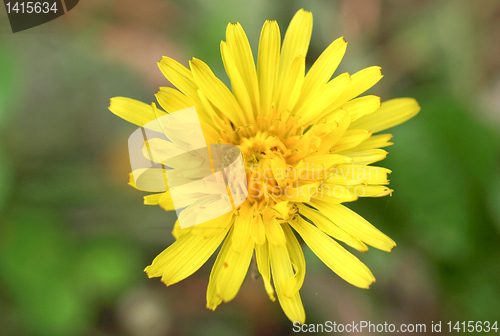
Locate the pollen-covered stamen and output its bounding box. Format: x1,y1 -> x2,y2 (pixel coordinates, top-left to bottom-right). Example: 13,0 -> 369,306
239,125 -> 313,206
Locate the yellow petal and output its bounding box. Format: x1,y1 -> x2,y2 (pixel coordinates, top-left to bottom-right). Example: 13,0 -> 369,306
255,242 -> 276,301
300,36 -> 347,103
275,56 -> 305,115
269,239 -> 306,323
232,205 -> 253,252
250,212 -> 266,245
331,165 -> 391,185
143,192 -> 164,205
155,87 -> 194,113
214,229 -> 255,302
144,228 -> 228,285
349,98 -> 420,133
283,183 -> 319,202
257,20 -> 281,116
316,110 -> 351,155
302,154 -> 353,168
190,58 -> 247,126
221,41 -> 255,124
264,215 -> 286,246
274,201 -> 290,219
278,9 -> 312,93
109,97 -> 166,131
158,191 -> 175,211
158,57 -> 201,104
225,22 -> 260,117
297,73 -> 351,125
343,149 -> 388,165
309,201 -> 396,251
290,217 -> 375,288
356,185 -> 393,197
332,66 -> 383,108
190,211 -> 234,238
339,95 -> 381,122
297,204 -> 367,252
330,130 -> 372,153
282,224 -> 305,297
207,230 -> 232,310
313,185 -> 359,203
128,169 -> 168,192
346,134 -> 393,152
172,219 -> 191,240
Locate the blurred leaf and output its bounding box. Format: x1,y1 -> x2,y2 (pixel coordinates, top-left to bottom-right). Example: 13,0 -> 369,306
384,108 -> 473,262
75,239 -> 142,301
0,208 -> 91,335
0,148 -> 13,212
0,46 -> 19,125
487,172 -> 500,233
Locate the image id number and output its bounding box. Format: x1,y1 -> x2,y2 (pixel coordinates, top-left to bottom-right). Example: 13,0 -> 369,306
5,2 -> 58,14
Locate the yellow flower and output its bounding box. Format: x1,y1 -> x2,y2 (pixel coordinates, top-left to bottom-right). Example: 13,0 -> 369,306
109,9 -> 420,323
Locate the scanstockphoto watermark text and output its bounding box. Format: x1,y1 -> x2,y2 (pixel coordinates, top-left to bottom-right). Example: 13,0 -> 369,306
247,163 -> 384,199
293,320 -> 499,333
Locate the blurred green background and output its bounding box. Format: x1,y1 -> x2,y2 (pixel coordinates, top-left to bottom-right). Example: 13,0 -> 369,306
1,0 -> 500,335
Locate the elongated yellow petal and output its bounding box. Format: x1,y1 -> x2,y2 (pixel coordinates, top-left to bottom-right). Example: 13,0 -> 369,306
290,217 -> 375,288
357,185 -> 393,197
342,149 -> 388,165
190,58 -> 247,126
350,98 -> 420,133
257,20 -> 280,116
316,110 -> 351,155
190,211 -> 234,237
143,192 -> 164,205
154,88 -> 219,142
339,95 -> 381,122
346,134 -> 393,152
214,229 -> 255,302
274,201 -> 290,219
158,57 -> 201,104
158,191 -> 175,211
109,97 -> 166,131
264,216 -> 286,245
275,56 -> 305,116
309,201 -> 396,251
331,165 -> 391,185
255,242 -> 275,301
144,228 -> 228,284
283,184 -> 319,202
221,41 -> 254,124
332,66 -> 383,109
250,212 -> 266,245
330,130 -> 372,153
297,73 -> 351,125
314,184 -> 359,203
155,87 -> 194,113
300,37 -> 347,103
303,154 -> 353,168
282,224 -> 305,297
207,230 -> 232,310
128,169 -> 167,192
279,9 -> 312,93
225,22 -> 260,117
232,205 -> 253,252
297,204 -> 367,251
172,219 -> 191,240
269,240 -> 306,323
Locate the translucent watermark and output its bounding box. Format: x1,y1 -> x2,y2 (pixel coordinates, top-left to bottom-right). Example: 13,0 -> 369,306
128,106 -> 248,229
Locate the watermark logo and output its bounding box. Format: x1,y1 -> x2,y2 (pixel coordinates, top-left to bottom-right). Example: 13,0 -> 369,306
3,0 -> 79,33
128,106 -> 248,229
